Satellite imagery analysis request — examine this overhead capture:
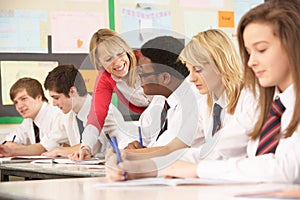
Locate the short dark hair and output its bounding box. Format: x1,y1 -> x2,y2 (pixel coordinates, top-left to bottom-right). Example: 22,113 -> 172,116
141,36 -> 188,79
44,64 -> 88,97
10,77 -> 48,102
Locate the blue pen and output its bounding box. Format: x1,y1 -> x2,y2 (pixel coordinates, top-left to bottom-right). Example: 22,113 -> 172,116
138,126 -> 144,148
111,136 -> 127,180
105,133 -> 114,148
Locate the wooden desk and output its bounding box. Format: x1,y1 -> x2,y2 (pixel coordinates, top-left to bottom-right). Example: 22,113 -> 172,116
0,163 -> 105,181
0,177 -> 299,200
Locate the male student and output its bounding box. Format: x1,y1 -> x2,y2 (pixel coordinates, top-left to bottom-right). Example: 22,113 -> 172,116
0,77 -> 64,156
124,36 -> 202,156
42,64 -> 93,157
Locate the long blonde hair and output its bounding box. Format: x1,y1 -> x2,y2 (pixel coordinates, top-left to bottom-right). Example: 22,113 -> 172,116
180,29 -> 243,114
89,28 -> 137,87
237,0 -> 300,139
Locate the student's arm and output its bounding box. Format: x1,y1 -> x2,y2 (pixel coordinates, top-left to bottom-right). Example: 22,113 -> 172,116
125,137 -> 189,160
42,144 -> 80,158
105,149 -> 157,181
0,142 -> 46,157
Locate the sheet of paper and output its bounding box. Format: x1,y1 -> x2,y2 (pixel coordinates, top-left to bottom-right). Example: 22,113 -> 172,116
95,177 -> 257,187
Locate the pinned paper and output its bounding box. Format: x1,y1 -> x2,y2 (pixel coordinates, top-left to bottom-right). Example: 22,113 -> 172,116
79,69 -> 98,92
218,11 -> 234,28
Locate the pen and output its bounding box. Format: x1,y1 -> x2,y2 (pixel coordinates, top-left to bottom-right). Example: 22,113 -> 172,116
107,135 -> 127,180
12,135 -> 16,142
2,141 -> 7,145
138,126 -> 144,148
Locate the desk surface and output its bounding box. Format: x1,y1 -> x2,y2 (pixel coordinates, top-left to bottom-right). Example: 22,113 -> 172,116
0,177 -> 299,200
0,162 -> 105,181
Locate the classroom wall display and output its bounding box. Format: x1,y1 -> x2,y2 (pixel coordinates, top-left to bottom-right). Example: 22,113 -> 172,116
0,60 -> 58,105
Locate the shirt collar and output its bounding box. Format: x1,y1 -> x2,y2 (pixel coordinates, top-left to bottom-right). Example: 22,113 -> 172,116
274,84 -> 295,111
77,94 -> 92,121
167,80 -> 193,108
33,102 -> 48,127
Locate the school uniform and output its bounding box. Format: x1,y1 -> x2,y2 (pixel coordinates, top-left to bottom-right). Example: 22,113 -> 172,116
140,79 -> 204,148
151,88 -> 259,169
196,85 -> 300,183
5,102 -> 64,151
54,94 -> 92,146
181,88 -> 258,162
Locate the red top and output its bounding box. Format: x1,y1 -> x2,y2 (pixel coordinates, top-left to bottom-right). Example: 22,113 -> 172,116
87,70 -> 147,131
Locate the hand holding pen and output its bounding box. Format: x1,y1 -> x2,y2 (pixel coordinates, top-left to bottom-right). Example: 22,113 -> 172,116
105,134 -> 127,180
2,135 -> 16,145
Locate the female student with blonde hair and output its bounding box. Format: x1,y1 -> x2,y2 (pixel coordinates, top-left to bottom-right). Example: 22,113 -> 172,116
105,28 -> 259,181
107,0 -> 300,183
70,29 -> 151,160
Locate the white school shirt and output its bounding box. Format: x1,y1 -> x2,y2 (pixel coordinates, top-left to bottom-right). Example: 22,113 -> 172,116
140,79 -> 204,148
197,85 -> 300,183
53,94 -> 92,147
181,88 -> 258,162
151,88 -> 259,168
5,102 -> 64,151
82,103 -> 140,155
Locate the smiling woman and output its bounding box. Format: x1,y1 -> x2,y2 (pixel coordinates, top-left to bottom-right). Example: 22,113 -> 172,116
69,28 -> 152,161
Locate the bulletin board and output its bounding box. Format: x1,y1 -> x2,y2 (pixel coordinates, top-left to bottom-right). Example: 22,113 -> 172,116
0,0 -> 109,122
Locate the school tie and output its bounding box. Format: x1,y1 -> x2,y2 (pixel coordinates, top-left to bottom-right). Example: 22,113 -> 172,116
33,122 -> 40,143
76,115 -> 84,142
256,98 -> 286,156
156,100 -> 170,141
212,103 -> 222,136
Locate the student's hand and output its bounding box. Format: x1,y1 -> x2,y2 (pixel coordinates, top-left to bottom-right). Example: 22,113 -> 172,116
105,149 -> 127,181
124,141 -> 143,150
68,146 -> 91,161
42,147 -> 66,158
160,160 -> 198,178
0,144 -> 13,157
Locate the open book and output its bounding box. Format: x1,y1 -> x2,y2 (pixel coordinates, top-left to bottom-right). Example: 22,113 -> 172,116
0,155 -> 49,164
31,158 -> 105,165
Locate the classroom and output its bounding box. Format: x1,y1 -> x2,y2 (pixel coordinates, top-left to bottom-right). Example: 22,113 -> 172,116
1,0 -> 300,199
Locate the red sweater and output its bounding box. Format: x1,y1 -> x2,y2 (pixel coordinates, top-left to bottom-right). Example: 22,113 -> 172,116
87,70 -> 147,131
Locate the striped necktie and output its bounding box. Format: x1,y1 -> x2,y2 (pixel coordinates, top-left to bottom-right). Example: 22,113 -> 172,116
156,100 -> 170,141
212,103 -> 222,136
256,98 -> 286,156
76,116 -> 84,142
33,122 -> 40,143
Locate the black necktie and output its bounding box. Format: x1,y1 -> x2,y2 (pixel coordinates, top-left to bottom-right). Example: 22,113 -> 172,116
33,122 -> 40,143
156,100 -> 170,141
212,103 -> 222,136
256,98 -> 285,155
76,116 -> 84,142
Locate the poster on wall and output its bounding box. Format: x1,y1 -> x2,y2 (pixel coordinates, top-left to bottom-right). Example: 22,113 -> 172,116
51,11 -> 107,54
0,10 -> 48,53
121,8 -> 172,48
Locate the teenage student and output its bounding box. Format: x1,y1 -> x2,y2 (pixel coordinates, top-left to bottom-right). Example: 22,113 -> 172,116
105,29 -> 259,181
42,64 -> 93,157
69,28 -> 152,160
108,0 -> 300,183
0,78 -> 64,156
123,36 -> 202,157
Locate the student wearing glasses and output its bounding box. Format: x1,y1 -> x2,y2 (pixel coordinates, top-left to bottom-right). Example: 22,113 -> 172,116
124,36 -> 202,154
